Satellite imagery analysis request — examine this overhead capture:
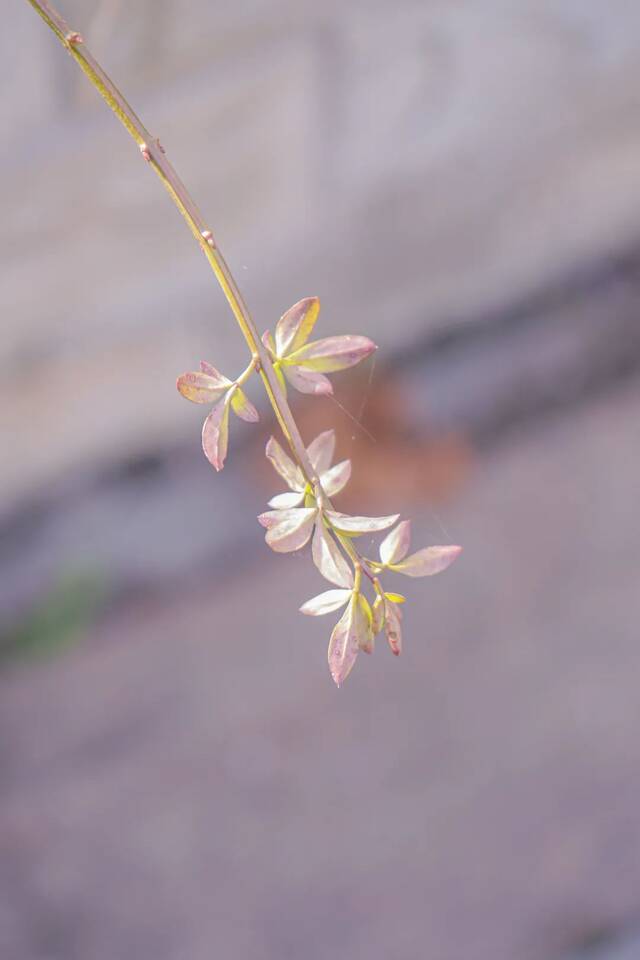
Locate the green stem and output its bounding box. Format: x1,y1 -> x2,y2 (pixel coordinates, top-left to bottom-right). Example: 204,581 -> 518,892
26,0 -> 375,582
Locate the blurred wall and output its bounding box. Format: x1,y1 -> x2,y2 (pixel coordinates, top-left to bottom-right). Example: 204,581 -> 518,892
4,0 -> 640,513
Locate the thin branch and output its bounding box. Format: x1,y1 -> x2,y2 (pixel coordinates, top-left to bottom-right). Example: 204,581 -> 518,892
26,0 -> 375,580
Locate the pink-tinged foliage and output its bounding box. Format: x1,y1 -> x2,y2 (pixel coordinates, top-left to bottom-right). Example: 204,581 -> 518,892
177,370 -> 230,404
27,0 -> 462,690
201,396 -> 231,471
265,437 -> 305,492
275,297 -> 320,357
325,511 -> 399,535
282,365 -> 333,396
178,362 -> 260,471
327,593 -> 372,686
177,315 -> 461,687
300,589 -> 352,616
285,335 -> 377,373
262,296 -> 377,398
307,429 -> 335,473
231,387 -> 259,423
379,520 -> 411,566
319,460 -> 351,498
258,507 -> 317,552
390,545 -> 462,578
384,597 -> 403,656
312,520 -> 353,588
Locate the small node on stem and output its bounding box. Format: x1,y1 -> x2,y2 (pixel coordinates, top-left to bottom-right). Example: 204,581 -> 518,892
65,31 -> 83,46
156,139 -> 166,154
201,230 -> 215,248
252,353 -> 261,373
139,142 -> 151,162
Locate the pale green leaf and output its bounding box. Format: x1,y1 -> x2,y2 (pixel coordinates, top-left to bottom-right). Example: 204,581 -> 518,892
384,592 -> 406,604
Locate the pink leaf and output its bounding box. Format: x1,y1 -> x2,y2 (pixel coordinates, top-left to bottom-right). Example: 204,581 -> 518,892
372,595 -> 385,635
391,545 -> 462,578
300,589 -> 352,616
201,397 -> 231,471
230,386 -> 259,423
275,297 -> 320,357
199,361 -> 229,382
283,364 -> 333,396
263,507 -> 317,553
285,335 -> 377,373
356,595 -> 374,654
265,437 -> 305,492
268,490 -> 306,509
177,371 -> 230,404
319,459 -> 351,498
379,520 -> 411,566
306,429 -> 335,474
325,510 -> 400,535
262,330 -> 277,360
327,597 -> 363,687
312,520 -> 354,588
384,599 -> 403,656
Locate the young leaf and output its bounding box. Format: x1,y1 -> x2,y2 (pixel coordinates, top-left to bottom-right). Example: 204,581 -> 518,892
201,396 -> 231,471
230,387 -> 259,423
177,370 -> 230,404
285,335 -> 377,373
325,511 -> 400,535
300,589 -> 352,617
283,364 -> 333,396
384,599 -> 403,656
268,490 -> 306,509
312,520 -> 354,588
372,594 -> 386,635
263,507 -> 317,552
265,437 -> 305,492
379,520 -> 411,566
275,297 -> 320,357
390,545 -> 462,578
384,592 -> 406,604
328,594 -> 369,687
319,460 -> 351,498
262,330 -> 277,360
356,595 -> 374,653
199,361 -> 228,380
306,429 -> 335,473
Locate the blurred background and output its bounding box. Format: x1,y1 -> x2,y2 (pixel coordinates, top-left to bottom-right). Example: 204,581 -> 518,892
3,1 -> 640,958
